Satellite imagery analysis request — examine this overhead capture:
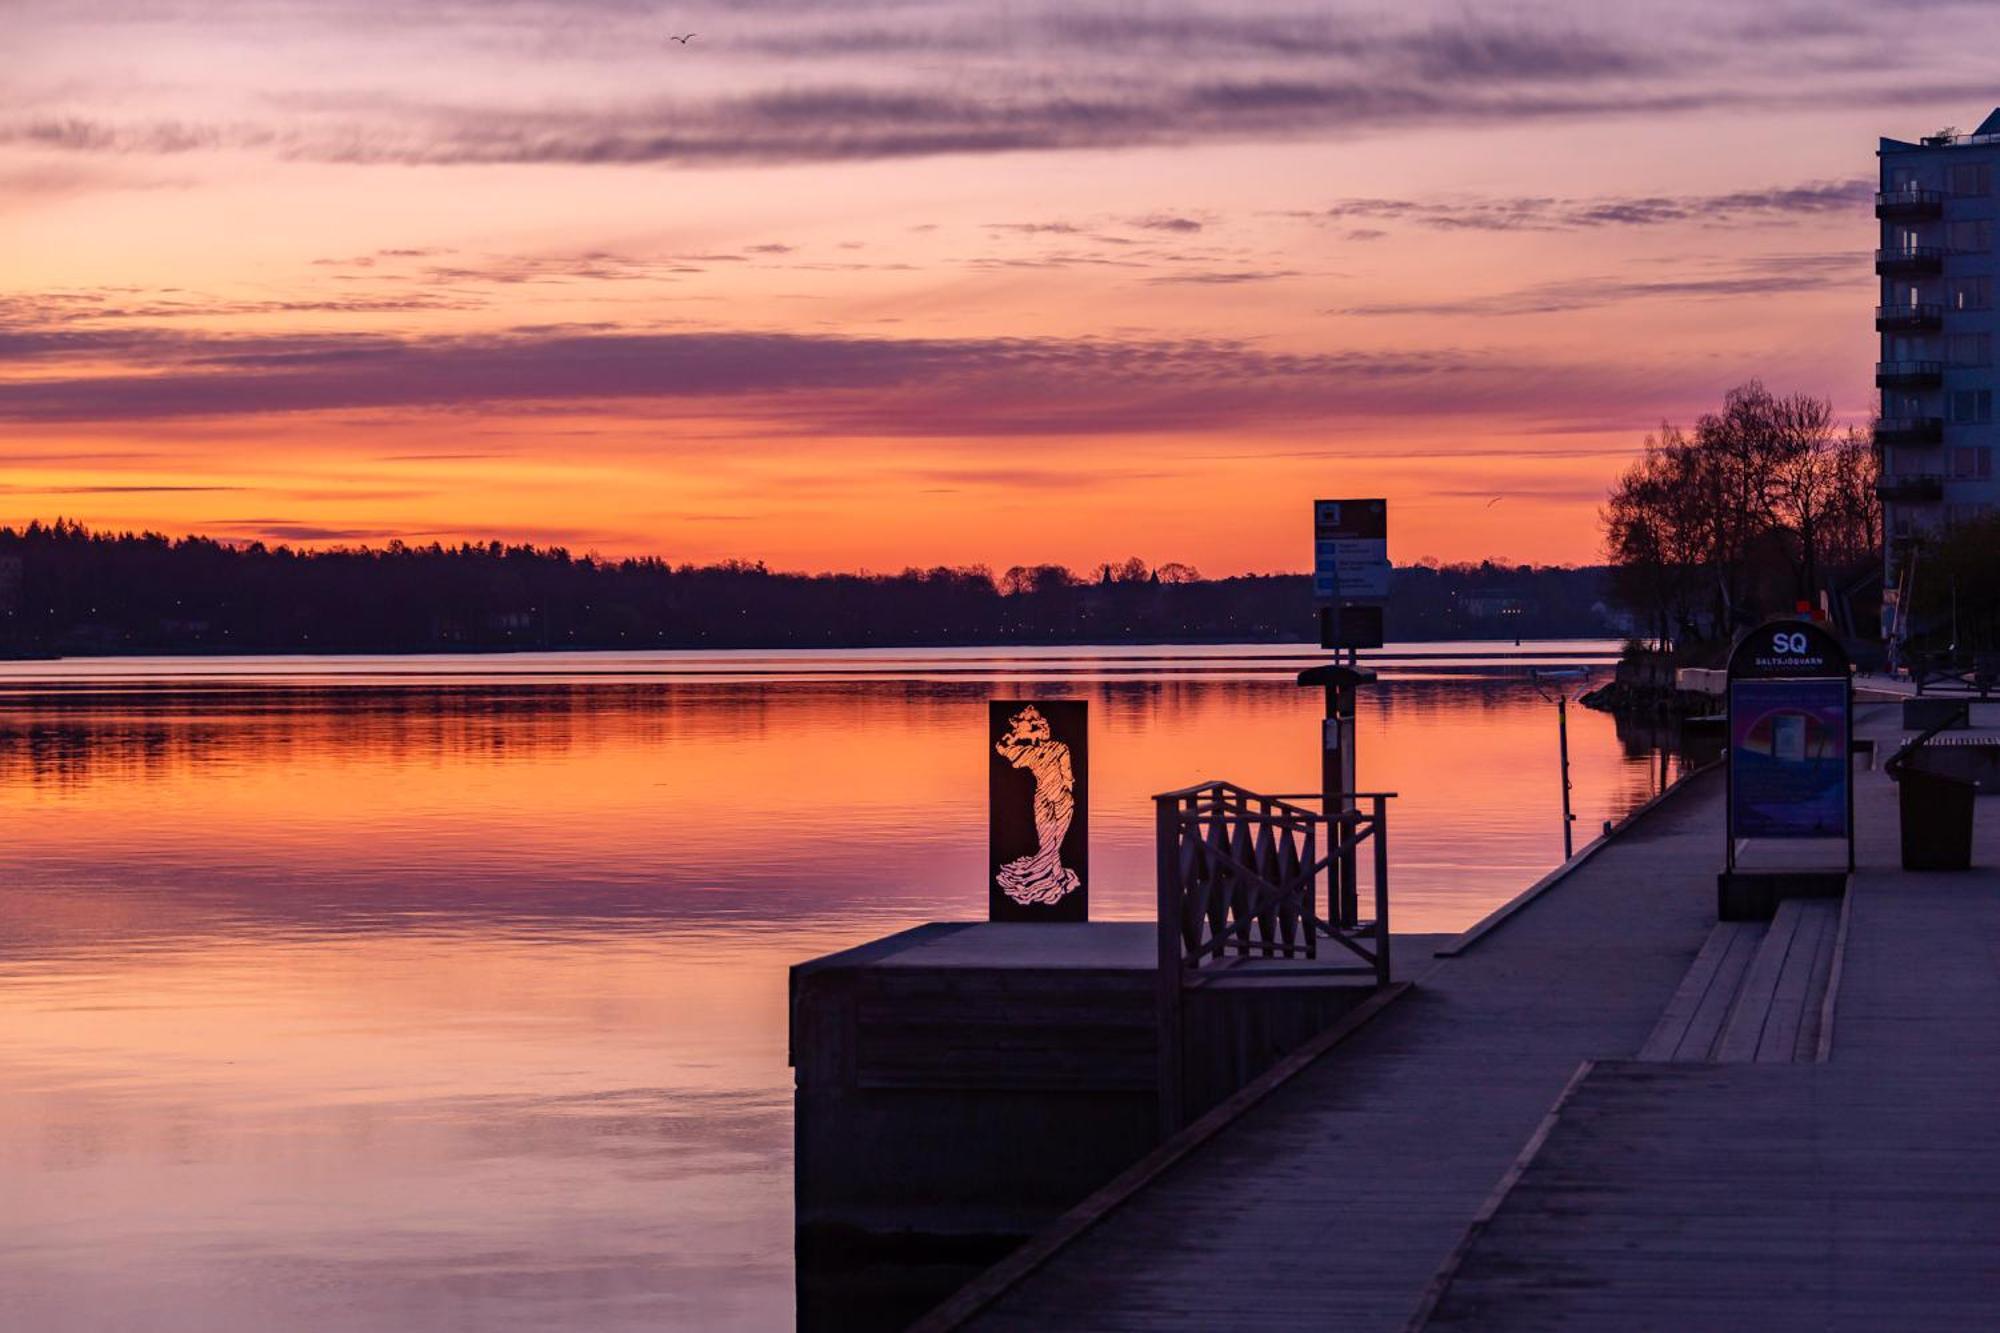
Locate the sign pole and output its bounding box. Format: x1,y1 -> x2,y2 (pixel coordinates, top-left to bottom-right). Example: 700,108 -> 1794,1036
1323,677 -> 1350,928
1300,664 -> 1372,930
1307,498 -> 1388,930
1558,693 -> 1573,860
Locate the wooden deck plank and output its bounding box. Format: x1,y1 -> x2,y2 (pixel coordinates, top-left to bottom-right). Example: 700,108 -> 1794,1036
1796,888 -> 1847,1061
1671,921 -> 1760,1060
1754,898 -> 1836,1062
1714,897 -> 1803,1062
1636,922 -> 1749,1061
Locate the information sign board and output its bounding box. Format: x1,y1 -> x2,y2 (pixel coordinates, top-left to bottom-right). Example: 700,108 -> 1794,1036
1724,620 -> 1853,869
1312,499 -> 1389,602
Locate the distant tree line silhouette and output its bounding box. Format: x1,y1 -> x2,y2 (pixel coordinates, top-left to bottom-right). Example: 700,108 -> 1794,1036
0,520 -> 1617,655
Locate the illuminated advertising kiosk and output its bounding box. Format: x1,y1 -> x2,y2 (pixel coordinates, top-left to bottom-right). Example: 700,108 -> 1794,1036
1719,619 -> 1854,920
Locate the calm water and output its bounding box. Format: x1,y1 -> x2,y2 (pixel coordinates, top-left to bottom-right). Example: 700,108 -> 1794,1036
0,643 -> 1673,1332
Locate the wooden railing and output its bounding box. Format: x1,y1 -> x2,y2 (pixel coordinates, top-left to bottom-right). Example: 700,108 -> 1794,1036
1152,780 -> 1394,1132
1154,780 -> 1392,978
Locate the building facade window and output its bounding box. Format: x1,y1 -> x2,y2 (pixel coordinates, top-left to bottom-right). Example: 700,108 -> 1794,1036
1949,162 -> 1992,195
1950,333 -> 1991,365
1949,219 -> 1994,252
1951,275 -> 1992,310
1952,389 -> 1994,422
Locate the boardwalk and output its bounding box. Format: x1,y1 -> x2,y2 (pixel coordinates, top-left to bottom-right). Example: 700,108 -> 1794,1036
1424,1061 -> 2000,1330
956,768 -> 1726,1333
1421,699 -> 2000,1328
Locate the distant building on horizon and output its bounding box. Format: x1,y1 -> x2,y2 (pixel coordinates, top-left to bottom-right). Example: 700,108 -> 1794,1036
1462,590 -> 1530,623
1878,110 -> 2000,639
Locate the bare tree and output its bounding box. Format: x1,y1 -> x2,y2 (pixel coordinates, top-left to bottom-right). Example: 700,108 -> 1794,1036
1602,382 -> 1880,644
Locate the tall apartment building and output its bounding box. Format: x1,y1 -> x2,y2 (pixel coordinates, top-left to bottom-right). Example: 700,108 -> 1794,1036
1878,111 -> 2000,636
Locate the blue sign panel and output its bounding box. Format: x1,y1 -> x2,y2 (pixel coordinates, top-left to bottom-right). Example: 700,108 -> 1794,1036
1728,678 -> 1850,838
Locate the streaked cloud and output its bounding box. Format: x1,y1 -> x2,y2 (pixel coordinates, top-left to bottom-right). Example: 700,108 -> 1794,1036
1308,179 -> 1873,233
1335,252 -> 1870,317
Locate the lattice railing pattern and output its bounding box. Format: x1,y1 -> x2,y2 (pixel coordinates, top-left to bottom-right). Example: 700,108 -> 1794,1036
1154,780 -> 1391,983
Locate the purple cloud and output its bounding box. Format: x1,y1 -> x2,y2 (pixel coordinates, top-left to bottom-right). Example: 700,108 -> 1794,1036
0,324 -> 1671,435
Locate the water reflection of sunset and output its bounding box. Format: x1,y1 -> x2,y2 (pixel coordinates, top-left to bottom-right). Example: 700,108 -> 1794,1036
0,657 -> 1673,1331
0,674 -> 1670,935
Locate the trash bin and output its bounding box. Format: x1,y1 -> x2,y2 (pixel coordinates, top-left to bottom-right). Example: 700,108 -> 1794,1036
1895,765 -> 1977,871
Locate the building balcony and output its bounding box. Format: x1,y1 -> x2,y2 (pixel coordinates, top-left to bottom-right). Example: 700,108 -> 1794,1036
1874,417 -> 1946,447
1875,360 -> 1944,389
1875,245 -> 1945,276
1876,303 -> 1944,332
1877,474 -> 1946,503
1876,187 -> 1945,219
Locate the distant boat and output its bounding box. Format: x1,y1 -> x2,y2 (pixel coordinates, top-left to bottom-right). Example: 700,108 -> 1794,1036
1531,666 -> 1589,681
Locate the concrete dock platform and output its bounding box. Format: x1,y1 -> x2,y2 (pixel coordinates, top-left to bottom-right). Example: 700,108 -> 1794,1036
792,921 -> 1445,1330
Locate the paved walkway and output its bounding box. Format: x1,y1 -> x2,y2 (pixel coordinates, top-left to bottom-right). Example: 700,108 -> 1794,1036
1422,700 -> 2000,1329
961,770 -> 1726,1333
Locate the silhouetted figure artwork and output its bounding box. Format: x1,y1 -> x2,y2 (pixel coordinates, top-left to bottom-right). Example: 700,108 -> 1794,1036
993,705 -> 1080,906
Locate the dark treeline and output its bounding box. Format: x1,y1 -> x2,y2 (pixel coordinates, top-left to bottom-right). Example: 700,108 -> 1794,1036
0,521 -> 1618,654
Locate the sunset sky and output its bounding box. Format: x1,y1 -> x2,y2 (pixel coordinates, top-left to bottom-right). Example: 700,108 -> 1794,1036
5,0 -> 1996,572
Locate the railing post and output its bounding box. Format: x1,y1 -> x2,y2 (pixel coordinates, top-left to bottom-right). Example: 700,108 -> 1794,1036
1304,817 -> 1318,960
1372,795 -> 1391,988
1155,794 -> 1184,1139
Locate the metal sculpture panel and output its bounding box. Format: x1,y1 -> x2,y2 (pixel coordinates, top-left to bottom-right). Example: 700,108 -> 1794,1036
989,700 -> 1087,921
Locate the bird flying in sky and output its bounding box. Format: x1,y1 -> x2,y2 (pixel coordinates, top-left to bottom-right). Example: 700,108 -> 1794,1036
670,32 -> 696,44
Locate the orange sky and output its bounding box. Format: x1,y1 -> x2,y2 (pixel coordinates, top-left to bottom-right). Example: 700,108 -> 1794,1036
2,1 -> 1987,572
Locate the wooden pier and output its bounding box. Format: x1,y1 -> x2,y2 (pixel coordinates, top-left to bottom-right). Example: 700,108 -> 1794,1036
924,766 -> 1726,1331
912,696 -> 2000,1331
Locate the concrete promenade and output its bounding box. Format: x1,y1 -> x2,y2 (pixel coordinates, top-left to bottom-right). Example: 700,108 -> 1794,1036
1422,697 -> 2000,1327
934,696 -> 2000,1330
949,765 -> 1728,1331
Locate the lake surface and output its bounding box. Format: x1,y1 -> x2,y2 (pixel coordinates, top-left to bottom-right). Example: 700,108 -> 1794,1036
0,643 -> 1675,1332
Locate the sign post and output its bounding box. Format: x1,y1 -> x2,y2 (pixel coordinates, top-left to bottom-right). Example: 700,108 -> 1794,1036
1313,499 -> 1389,652
1301,499 -> 1388,927
988,700 -> 1088,922
1720,620 -> 1853,920
1298,664 -> 1375,927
